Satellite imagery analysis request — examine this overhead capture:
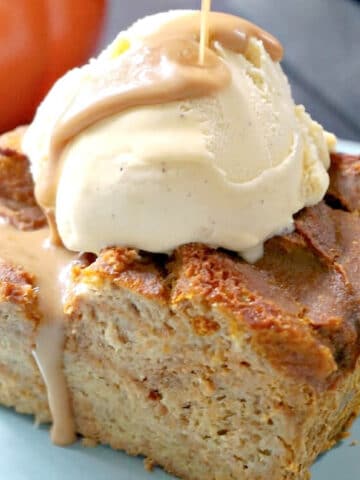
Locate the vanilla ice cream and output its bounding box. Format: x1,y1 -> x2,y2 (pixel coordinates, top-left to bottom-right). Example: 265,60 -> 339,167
23,10 -> 334,261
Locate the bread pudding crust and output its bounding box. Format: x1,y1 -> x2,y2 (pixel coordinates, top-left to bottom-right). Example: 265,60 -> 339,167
328,152 -> 360,211
0,127 -> 46,231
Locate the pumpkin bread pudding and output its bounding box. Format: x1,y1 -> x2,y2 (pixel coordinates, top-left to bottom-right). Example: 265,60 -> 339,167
0,128 -> 360,480
1,10 -> 360,480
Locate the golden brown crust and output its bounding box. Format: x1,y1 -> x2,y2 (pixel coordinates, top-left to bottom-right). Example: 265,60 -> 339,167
72,248 -> 168,302
0,127 -> 360,388
171,243 -> 338,387
328,153 -> 360,212
0,260 -> 40,326
259,223 -> 359,377
0,128 -> 46,230
0,258 -> 34,302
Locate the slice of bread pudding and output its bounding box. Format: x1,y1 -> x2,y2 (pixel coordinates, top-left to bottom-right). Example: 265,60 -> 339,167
0,129 -> 359,480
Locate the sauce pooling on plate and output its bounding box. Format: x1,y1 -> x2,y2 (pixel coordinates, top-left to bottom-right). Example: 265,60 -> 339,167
0,224 -> 76,445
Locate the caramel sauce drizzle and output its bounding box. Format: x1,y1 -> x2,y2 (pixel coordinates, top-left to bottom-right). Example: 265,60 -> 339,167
34,11 -> 283,244
0,223 -> 76,445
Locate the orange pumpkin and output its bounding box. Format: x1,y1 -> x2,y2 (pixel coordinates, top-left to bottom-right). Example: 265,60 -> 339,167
0,0 -> 106,133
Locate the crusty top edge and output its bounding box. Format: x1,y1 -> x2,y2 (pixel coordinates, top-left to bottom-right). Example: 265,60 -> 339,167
0,128 -> 46,231
328,153 -> 360,212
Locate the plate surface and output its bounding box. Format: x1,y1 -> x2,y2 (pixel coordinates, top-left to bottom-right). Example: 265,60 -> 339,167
1,140 -> 359,480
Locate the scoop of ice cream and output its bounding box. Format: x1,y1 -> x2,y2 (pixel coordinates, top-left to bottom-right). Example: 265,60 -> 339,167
23,10 -> 334,261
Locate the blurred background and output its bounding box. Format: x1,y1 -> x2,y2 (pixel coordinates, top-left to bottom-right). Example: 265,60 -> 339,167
100,0 -> 360,141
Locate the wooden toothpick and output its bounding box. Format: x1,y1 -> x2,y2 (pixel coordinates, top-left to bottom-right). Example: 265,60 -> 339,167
199,0 -> 212,65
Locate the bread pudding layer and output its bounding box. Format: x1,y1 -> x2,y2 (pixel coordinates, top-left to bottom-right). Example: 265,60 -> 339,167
0,128 -> 360,480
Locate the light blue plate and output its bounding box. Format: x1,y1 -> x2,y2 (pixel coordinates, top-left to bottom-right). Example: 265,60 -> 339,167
1,140 -> 359,480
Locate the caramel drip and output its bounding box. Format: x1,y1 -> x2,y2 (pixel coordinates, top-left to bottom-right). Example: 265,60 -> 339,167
34,11 -> 283,235
0,223 -> 76,445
